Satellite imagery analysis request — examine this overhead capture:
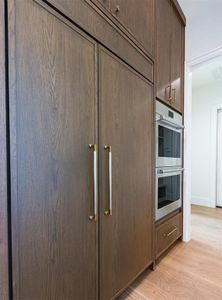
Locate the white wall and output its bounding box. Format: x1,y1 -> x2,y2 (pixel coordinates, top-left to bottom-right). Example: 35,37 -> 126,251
191,82 -> 222,207
178,0 -> 222,62
178,0 -> 222,240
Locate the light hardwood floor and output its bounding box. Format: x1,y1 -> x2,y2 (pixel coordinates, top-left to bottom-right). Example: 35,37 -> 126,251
118,205 -> 222,300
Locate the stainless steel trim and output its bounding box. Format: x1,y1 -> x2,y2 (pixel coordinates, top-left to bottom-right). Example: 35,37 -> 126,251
158,168 -> 184,174
104,145 -> 112,216
156,114 -> 185,130
89,144 -> 98,221
155,167 -> 182,221
164,226 -> 177,237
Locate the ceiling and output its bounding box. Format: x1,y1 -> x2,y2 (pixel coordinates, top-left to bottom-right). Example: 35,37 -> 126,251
178,0 -> 222,62
178,0 -> 222,88
192,55 -> 222,88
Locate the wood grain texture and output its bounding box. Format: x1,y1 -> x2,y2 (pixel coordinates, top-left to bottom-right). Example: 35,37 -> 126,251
110,0 -> 154,57
171,0 -> 186,25
0,1 -> 9,299
155,0 -> 185,113
156,212 -> 182,258
9,0 -> 98,299
46,0 -> 154,81
155,0 -> 171,104
171,6 -> 183,113
118,205 -> 222,300
99,47 -> 153,300
91,0 -> 110,10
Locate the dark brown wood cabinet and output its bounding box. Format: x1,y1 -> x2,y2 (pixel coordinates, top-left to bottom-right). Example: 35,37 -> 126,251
92,0 -> 110,9
7,1 -> 154,299
46,0 -> 154,81
99,47 -> 153,299
156,0 -> 171,105
0,0 -> 185,298
155,0 -> 185,261
9,1 -> 98,299
110,0 -> 155,57
89,0 -> 155,57
155,212 -> 182,258
156,0 -> 185,113
171,6 -> 184,112
0,1 -> 9,299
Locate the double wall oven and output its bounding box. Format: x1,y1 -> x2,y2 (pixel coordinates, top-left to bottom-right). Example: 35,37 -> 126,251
155,101 -> 184,220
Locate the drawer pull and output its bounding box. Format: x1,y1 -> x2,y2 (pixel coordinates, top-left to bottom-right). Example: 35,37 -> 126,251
164,226 -> 177,237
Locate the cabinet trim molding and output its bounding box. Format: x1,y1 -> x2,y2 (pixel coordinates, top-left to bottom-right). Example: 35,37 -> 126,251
42,0 -> 154,82
0,0 -> 9,298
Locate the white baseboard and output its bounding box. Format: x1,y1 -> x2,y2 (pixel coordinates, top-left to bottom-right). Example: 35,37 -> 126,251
191,196 -> 215,208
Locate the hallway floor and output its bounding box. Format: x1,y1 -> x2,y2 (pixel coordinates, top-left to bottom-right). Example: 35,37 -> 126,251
119,205 -> 222,300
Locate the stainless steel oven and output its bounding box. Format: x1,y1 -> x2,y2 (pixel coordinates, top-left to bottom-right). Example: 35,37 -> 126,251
155,167 -> 183,220
156,101 -> 183,168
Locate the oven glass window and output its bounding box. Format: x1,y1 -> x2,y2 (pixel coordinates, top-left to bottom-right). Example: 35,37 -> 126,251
158,125 -> 180,158
158,175 -> 180,209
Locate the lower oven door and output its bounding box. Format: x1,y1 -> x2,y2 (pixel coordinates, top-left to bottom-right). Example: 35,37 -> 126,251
155,168 -> 183,221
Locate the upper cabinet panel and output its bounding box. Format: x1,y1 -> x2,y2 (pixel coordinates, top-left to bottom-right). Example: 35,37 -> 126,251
43,0 -> 154,81
110,0 -> 155,57
171,7 -> 183,112
155,0 -> 185,113
156,0 -> 171,104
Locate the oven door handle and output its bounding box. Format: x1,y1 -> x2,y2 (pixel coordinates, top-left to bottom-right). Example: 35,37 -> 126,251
158,168 -> 184,174
156,114 -> 185,130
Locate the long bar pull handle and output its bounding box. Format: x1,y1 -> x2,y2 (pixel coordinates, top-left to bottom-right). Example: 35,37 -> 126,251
104,145 -> 112,216
164,226 -> 177,237
89,144 -> 98,221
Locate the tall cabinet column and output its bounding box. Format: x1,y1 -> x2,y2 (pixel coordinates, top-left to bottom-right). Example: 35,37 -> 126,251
0,0 -> 9,298
99,47 -> 153,300
8,1 -> 98,299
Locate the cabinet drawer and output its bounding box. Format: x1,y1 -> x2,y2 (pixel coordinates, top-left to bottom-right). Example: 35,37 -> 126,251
156,213 -> 182,258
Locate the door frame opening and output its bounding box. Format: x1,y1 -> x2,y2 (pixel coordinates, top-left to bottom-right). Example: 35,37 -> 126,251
183,46 -> 222,242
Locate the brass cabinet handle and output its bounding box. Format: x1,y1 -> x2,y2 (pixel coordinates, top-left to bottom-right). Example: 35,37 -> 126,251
172,88 -> 176,104
104,145 -> 112,216
163,226 -> 177,237
89,144 -> 98,221
165,85 -> 172,103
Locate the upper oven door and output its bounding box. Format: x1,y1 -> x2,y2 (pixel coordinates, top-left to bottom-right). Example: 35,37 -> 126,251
156,120 -> 182,167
